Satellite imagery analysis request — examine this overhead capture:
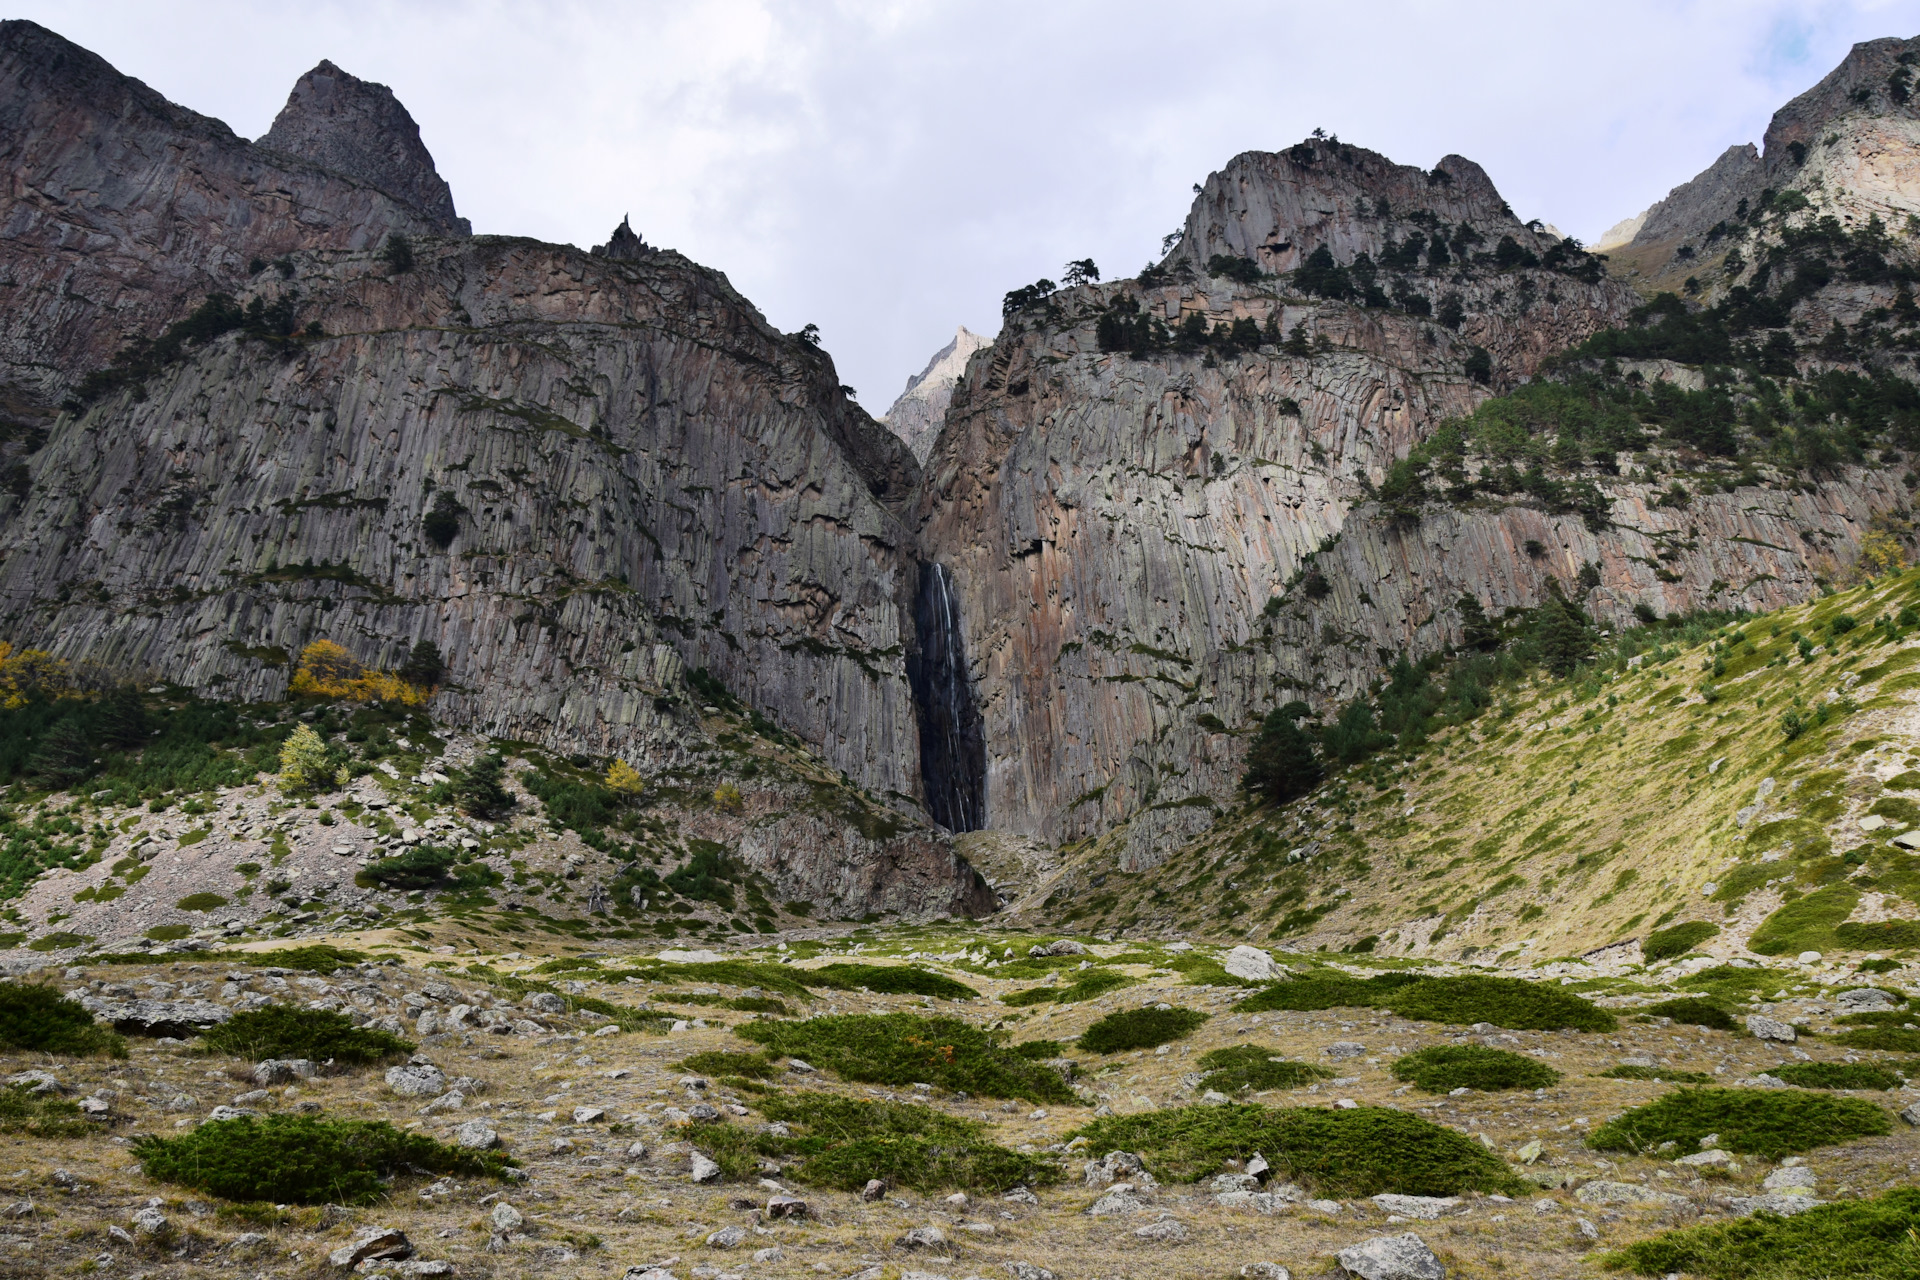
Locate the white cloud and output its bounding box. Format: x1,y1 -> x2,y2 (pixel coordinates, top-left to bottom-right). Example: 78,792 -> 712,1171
19,0 -> 1920,407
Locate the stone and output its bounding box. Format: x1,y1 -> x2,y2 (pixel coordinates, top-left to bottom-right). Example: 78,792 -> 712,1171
1005,1266 -> 1055,1280
1896,831 -> 1920,850
328,1226 -> 412,1268
1512,1140 -> 1544,1165
1222,946 -> 1285,981
1901,1102 -> 1920,1126
207,1105 -> 257,1121
1242,1267 -> 1291,1280
252,1059 -> 317,1086
705,1225 -> 746,1248
488,1203 -> 523,1234
1334,1232 -> 1446,1280
1370,1194 -> 1460,1219
1325,1041 -> 1367,1060
766,1195 -> 808,1219
8,1070 -> 61,1094
1029,939 -> 1088,956
882,326 -> 994,462
1731,1194 -> 1825,1217
78,996 -> 229,1037
689,1154 -> 722,1184
131,1206 -> 169,1235
657,949 -> 727,964
1575,1180 -> 1685,1207
1745,1015 -> 1796,1043
1797,952 -> 1822,964
861,1178 -> 888,1201
898,1226 -> 948,1249
572,1107 -> 606,1124
525,993 -> 566,1015
78,1095 -> 110,1116
385,1064 -> 447,1097
1133,1218 -> 1188,1242
1859,814 -> 1888,831
752,1248 -> 783,1263
1835,988 -> 1899,1011
1763,1166 -> 1818,1194
1675,1150 -> 1731,1167
452,1122 -> 499,1150
1088,1189 -> 1146,1216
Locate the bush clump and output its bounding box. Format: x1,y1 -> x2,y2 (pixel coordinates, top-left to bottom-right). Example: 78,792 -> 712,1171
1772,1061 -> 1904,1091
0,981 -> 126,1058
1237,971 -> 1423,1012
134,1115 -> 513,1204
1194,1045 -> 1333,1093
679,1050 -> 778,1080
1830,1025 -> 1920,1053
811,963 -> 978,1000
1003,968 -> 1136,1007
735,1013 -> 1074,1104
237,944 -> 366,975
1077,1006 -> 1209,1054
0,1084 -> 94,1137
1640,997 -> 1739,1031
1588,1087 -> 1891,1159
198,1007 -> 413,1066
1600,1186 -> 1920,1279
1643,921 -> 1720,962
1384,975 -> 1617,1032
1068,1103 -> 1525,1196
696,1092 -> 1059,1193
1009,1039 -> 1065,1060
1391,1045 -> 1561,1093
1597,1065 -> 1715,1084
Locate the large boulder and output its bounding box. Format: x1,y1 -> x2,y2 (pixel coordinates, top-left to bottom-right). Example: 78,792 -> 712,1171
1223,946 -> 1285,982
1336,1233 -> 1446,1280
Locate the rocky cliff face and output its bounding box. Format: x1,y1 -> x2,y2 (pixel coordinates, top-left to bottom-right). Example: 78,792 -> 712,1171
257,59 -> 470,235
0,22 -> 466,421
914,137 -> 1908,856
883,326 -> 993,463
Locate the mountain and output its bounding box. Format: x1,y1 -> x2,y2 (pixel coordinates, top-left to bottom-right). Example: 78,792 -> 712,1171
882,325 -> 993,463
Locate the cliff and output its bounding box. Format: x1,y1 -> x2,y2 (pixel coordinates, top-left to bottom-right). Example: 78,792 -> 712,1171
882,325 -> 993,463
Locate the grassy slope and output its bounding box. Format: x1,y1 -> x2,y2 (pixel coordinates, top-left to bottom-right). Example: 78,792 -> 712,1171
1025,568 -> 1920,961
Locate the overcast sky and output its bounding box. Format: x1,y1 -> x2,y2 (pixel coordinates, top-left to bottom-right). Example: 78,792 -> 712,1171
22,1 -> 1920,410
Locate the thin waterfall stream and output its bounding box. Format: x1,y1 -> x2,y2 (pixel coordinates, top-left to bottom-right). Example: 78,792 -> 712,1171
906,562 -> 986,832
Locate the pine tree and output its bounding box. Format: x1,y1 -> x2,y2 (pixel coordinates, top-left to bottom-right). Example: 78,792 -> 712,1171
28,716 -> 95,789
456,753 -> 515,817
1534,591 -> 1596,676
98,684 -> 150,748
1241,708 -> 1321,805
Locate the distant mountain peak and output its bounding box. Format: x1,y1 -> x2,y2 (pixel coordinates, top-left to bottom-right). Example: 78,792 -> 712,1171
883,325 -> 992,463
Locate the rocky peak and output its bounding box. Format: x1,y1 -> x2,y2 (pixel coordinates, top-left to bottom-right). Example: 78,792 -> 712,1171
1169,137 -> 1551,276
883,326 -> 993,463
258,59 -> 468,234
592,215 -> 651,261
1762,34 -> 1920,161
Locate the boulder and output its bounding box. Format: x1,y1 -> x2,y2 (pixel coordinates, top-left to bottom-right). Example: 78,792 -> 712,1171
488,1203 -> 523,1234
689,1153 -> 722,1183
572,1106 -> 606,1124
328,1226 -> 411,1268
1731,1193 -> 1824,1216
1029,939 -> 1088,957
252,1059 -> 317,1086
1575,1180 -> 1686,1207
766,1195 -> 808,1219
898,1225 -> 948,1249
1744,1015 -> 1796,1043
1835,988 -> 1900,1011
657,949 -> 726,964
452,1122 -> 499,1150
130,1206 -> 169,1235
1763,1166 -> 1817,1194
385,1064 -> 447,1097
1242,1267 -> 1291,1280
7,1070 -> 61,1094
525,992 -> 567,1015
1370,1194 -> 1460,1219
705,1225 -> 747,1249
1133,1218 -> 1188,1242
1223,946 -> 1285,982
80,996 -> 229,1037
861,1179 -> 888,1201
1005,1266 -> 1055,1280
1335,1232 -> 1446,1280
1325,1041 -> 1367,1060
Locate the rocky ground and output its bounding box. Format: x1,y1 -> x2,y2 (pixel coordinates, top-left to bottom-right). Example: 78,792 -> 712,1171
5,934 -> 1920,1280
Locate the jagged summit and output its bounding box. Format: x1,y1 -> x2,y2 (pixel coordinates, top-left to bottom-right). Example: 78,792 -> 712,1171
1168,137 -> 1558,276
882,326 -> 991,464
258,59 -> 468,235
591,214 -> 651,261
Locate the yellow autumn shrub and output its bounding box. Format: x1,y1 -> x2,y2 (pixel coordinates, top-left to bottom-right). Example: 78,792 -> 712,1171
288,640 -> 427,706
606,759 -> 645,798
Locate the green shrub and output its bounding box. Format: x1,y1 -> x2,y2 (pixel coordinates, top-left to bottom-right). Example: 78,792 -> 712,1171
1077,1006 -> 1209,1053
176,892 -> 228,911
1384,975 -> 1616,1031
1643,921 -> 1720,962
1010,1039 -> 1065,1060
0,981 -> 126,1057
1237,971 -> 1423,1012
1068,1103 -> 1525,1196
696,1092 -> 1059,1193
146,925 -> 191,942
198,1007 -> 412,1066
1676,964 -> 1787,1003
1194,1044 -> 1333,1092
1836,920 -> 1920,950
1748,884 -> 1859,956
811,963 -> 977,1000
1641,997 -> 1740,1031
1772,1061 -> 1904,1091
1588,1087 -> 1890,1159
357,844 -> 457,890
1597,1065 -> 1714,1084
237,944 -> 366,974
609,960 -> 813,997
734,1013 -> 1074,1104
1003,968 -> 1136,1007
0,1084 -> 93,1136
1830,1025 -> 1920,1052
679,1050 -> 778,1080
1835,1009 -> 1911,1026
134,1115 -> 512,1204
1390,1045 -> 1561,1093
1600,1186 -> 1920,1278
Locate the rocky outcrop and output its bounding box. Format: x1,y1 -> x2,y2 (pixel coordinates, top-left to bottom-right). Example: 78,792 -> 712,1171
883,326 -> 993,463
0,21 -> 463,418
257,59 -> 469,234
1630,144 -> 1764,248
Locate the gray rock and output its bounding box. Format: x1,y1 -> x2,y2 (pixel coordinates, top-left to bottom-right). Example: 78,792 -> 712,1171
689,1153 -> 722,1183
328,1225 -> 411,1268
898,1225 -> 948,1249
452,1121 -> 499,1150
7,1070 -> 61,1094
1133,1217 -> 1188,1242
1088,1189 -> 1146,1216
1325,1041 -> 1367,1061
1835,987 -> 1899,1011
385,1064 -> 447,1097
1762,1166 -> 1817,1193
207,1105 -> 258,1121
1745,1015 -> 1796,1043
1005,1266 -> 1055,1280
753,1247 -> 783,1263
1902,1102 -> 1920,1127
1222,946 -> 1285,982
1335,1232 -> 1446,1280
766,1195 -> 808,1219
130,1206 -> 169,1235
1675,1150 -> 1731,1167
1242,1266 -> 1291,1280
78,996 -> 230,1036
252,1058 -> 316,1086
1370,1194 -> 1459,1219
571,1106 -> 606,1124
705,1225 -> 747,1248
1731,1194 -> 1825,1216
861,1178 -> 887,1201
525,992 -> 567,1015
1029,939 -> 1088,957
1575,1180 -> 1686,1207
488,1203 -> 523,1234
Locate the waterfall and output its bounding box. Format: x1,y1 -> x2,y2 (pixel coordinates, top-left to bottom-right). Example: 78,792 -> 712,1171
907,562 -> 986,832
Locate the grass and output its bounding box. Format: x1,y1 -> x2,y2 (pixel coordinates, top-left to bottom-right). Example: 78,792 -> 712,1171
133,1115 -> 514,1204
0,981 -> 127,1057
1830,1026 -> 1920,1052
1675,965 -> 1790,1003
679,1050 -> 778,1079
811,963 -> 977,1000
1640,997 -> 1740,1031
462,966 -> 668,1035
235,944 -> 366,974
1236,971 -> 1423,1012
1076,1006 -> 1209,1053
734,1013 -> 1076,1104
1748,884 -> 1861,956
0,1084 -> 93,1137
197,1007 -> 413,1066
1010,1039 -> 1066,1060
1597,1065 -> 1715,1084
1643,921 -> 1720,962
1600,1186 -> 1920,1278
1588,1087 -> 1892,1159
1390,1045 -> 1561,1093
1193,1045 -> 1333,1092
1384,975 -> 1617,1032
696,1092 -> 1060,1193
611,960 -> 813,997
1002,968 -> 1136,1007
1772,1061 -> 1905,1090
1068,1103 -> 1526,1196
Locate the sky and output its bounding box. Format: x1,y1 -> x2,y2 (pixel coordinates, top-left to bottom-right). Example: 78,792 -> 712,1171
21,0 -> 1920,412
